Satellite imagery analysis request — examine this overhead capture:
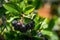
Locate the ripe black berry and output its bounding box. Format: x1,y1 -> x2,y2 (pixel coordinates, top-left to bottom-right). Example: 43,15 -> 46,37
26,20 -> 35,30
19,24 -> 27,32
12,20 -> 18,26
12,20 -> 35,32
37,32 -> 43,37
12,21 -> 27,32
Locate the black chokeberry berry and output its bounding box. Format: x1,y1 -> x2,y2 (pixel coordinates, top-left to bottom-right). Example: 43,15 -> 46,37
16,22 -> 22,27
12,21 -> 27,32
12,20 -> 20,30
12,20 -> 18,26
26,20 -> 35,29
12,20 -> 35,32
19,24 -> 27,32
37,32 -> 43,37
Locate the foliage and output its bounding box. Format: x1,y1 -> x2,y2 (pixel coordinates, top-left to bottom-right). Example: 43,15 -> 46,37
0,0 -> 59,40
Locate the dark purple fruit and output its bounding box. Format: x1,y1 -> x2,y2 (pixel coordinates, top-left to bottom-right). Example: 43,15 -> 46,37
13,21 -> 27,32
29,20 -> 35,29
37,32 -> 43,37
19,24 -> 27,32
12,20 -> 35,32
16,22 -> 22,28
26,20 -> 35,30
12,20 -> 18,26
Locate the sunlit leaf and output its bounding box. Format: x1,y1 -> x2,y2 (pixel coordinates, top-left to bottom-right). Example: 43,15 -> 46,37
24,5 -> 35,14
33,0 -> 42,9
41,30 -> 59,40
7,16 -> 19,23
47,18 -> 55,30
3,3 -> 20,13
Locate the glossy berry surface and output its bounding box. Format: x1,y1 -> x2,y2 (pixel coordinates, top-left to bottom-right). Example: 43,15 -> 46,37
12,20 -> 35,32
12,20 -> 18,26
37,32 -> 43,37
12,20 -> 27,32
19,24 -> 27,32
26,20 -> 35,30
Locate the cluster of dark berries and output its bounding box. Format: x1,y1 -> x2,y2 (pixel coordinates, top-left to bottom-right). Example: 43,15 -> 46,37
12,20 -> 35,32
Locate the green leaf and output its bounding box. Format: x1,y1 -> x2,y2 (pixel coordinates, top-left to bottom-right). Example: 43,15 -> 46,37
24,17 -> 32,24
34,14 -> 45,30
19,1 -> 26,11
3,3 -> 19,13
34,14 -> 40,23
31,30 -> 37,36
41,30 -> 59,40
33,36 -> 43,40
7,16 -> 19,23
47,18 -> 55,30
0,7 -> 6,15
10,0 -> 21,3
34,14 -> 45,24
27,0 -> 33,4
40,18 -> 49,29
34,23 -> 41,30
24,5 -> 35,14
33,0 -> 42,9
